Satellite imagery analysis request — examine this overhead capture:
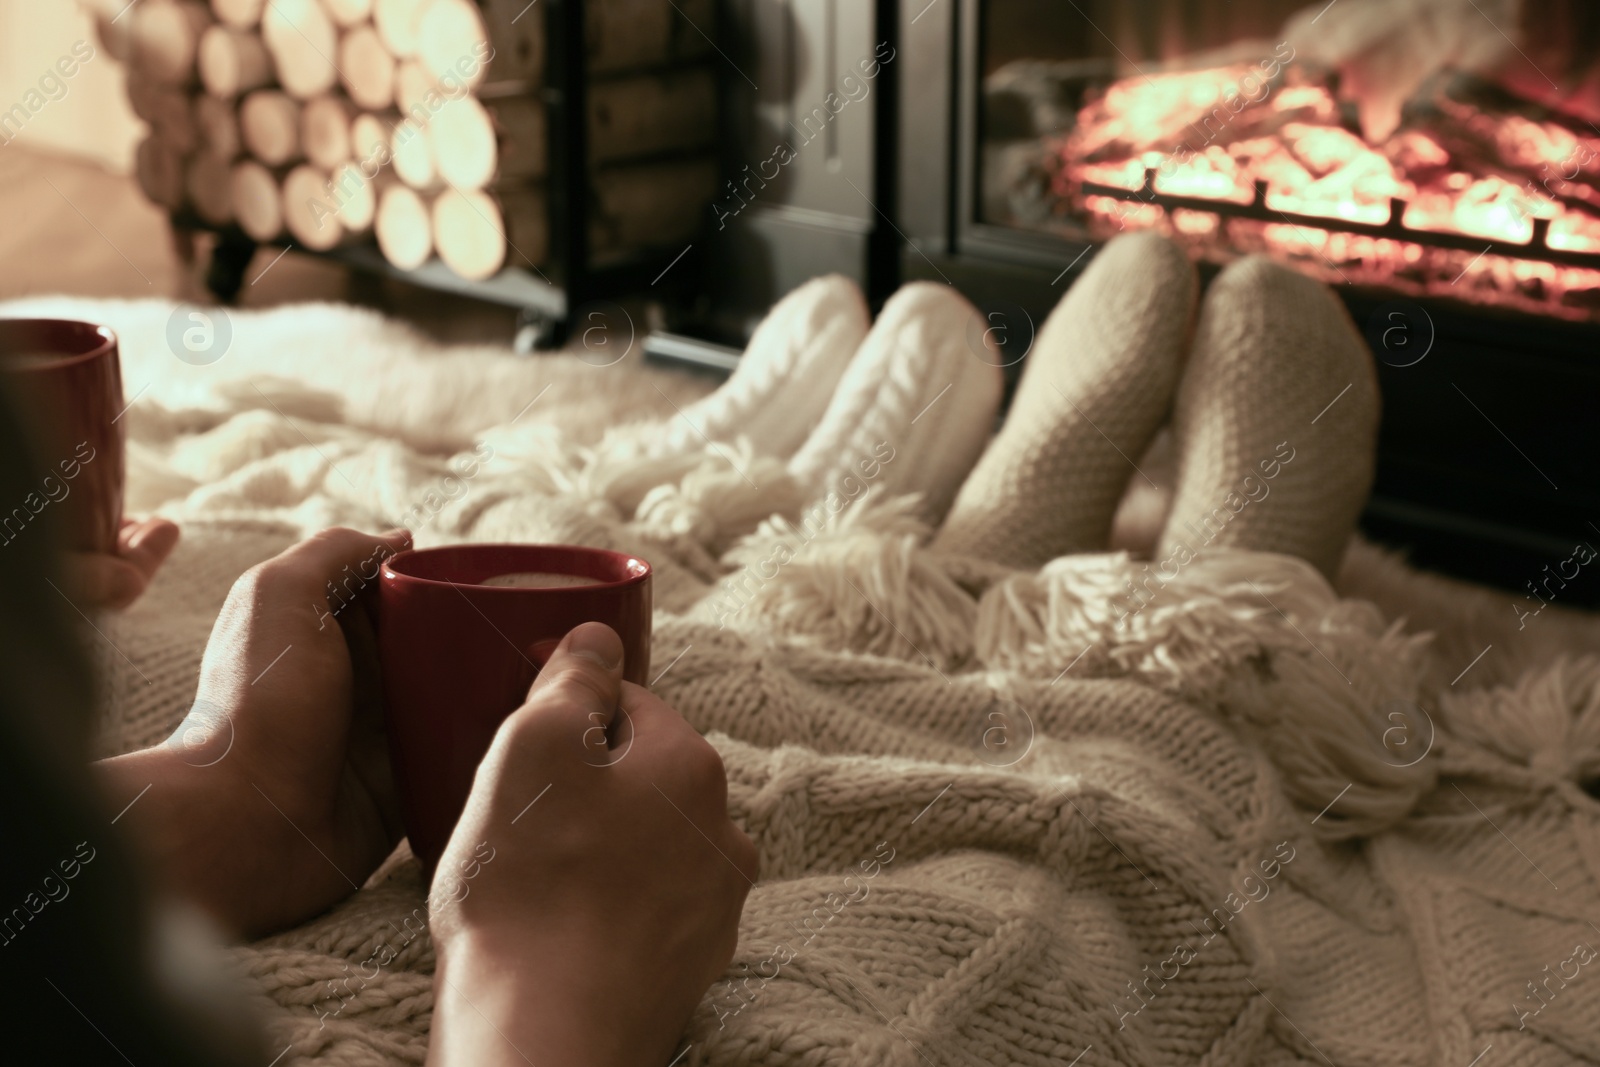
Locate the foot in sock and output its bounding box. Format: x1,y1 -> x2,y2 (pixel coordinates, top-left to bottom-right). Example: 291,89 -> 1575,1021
934,231 -> 1198,569
652,274 -> 869,459
788,282 -> 1004,526
1155,255 -> 1379,580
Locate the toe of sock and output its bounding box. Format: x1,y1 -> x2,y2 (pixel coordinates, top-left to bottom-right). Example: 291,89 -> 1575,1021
936,233 -> 1199,569
790,282 -> 1003,519
680,274 -> 870,458
1068,231 -> 1200,324
1162,256 -> 1379,579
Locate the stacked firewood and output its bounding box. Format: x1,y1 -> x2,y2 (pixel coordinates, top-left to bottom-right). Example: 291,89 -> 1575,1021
90,0 -> 718,280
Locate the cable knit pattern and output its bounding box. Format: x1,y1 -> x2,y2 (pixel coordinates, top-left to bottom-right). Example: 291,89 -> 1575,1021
11,294 -> 1595,1067
937,232 -> 1198,566
654,274 -> 870,460
788,282 -> 1005,526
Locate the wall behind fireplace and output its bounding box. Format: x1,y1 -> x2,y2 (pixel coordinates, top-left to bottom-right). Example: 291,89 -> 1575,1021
702,0 -> 901,340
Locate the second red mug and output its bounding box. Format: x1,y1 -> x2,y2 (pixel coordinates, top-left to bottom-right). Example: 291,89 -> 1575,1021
0,318 -> 125,553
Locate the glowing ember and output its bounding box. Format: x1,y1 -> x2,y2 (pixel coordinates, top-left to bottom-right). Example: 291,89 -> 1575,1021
1055,63 -> 1600,318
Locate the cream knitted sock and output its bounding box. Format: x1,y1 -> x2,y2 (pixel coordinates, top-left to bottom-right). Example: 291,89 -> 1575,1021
934,232 -> 1198,568
788,282 -> 1004,525
658,274 -> 869,458
1155,256 -> 1379,580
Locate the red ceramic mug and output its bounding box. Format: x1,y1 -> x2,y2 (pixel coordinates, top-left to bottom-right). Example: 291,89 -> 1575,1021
0,319 -> 125,553
377,543 -> 653,870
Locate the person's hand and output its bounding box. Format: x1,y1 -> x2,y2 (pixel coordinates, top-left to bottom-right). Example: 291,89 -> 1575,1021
64,516 -> 181,610
98,526 -> 412,936
427,622 -> 757,1067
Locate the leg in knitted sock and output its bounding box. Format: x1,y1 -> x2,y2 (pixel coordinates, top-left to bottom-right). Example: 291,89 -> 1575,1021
788,282 -> 1004,526
661,274 -> 869,458
934,232 -> 1198,568
1155,256 -> 1379,580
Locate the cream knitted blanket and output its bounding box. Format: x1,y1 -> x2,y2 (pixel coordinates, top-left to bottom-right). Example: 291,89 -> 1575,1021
9,296 -> 1600,1067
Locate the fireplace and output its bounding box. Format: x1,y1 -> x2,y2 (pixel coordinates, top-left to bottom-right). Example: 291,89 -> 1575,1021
981,5 -> 1600,321
887,0 -> 1600,603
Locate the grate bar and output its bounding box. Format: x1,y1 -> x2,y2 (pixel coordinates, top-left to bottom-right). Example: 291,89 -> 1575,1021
1080,168 -> 1600,271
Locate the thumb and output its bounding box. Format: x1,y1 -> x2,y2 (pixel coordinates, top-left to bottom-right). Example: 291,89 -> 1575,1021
62,552 -> 145,610
522,621 -> 625,730
119,516 -> 181,579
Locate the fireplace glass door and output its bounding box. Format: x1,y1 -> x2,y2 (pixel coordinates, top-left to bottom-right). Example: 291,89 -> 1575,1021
978,0 -> 1600,319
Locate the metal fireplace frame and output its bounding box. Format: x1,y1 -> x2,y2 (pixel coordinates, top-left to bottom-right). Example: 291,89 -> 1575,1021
898,0 -> 1094,316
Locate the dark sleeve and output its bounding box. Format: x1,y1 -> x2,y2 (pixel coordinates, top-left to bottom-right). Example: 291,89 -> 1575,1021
0,379 -> 262,1066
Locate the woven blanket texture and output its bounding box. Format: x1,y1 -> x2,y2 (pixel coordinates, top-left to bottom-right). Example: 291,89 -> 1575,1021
8,295 -> 1599,1067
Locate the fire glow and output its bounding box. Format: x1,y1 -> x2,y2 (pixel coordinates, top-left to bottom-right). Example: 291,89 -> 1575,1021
1056,63 -> 1600,318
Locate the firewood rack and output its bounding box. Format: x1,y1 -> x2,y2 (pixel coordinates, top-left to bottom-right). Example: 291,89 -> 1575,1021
177,0 -> 704,351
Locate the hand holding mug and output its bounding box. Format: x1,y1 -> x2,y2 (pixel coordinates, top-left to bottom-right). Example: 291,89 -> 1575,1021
428,623 -> 757,1067
99,526 -> 413,937
0,319 -> 172,610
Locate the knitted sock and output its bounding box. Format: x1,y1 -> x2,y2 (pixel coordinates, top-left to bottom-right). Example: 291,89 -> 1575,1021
660,274 -> 869,458
788,282 -> 1004,525
1155,256 -> 1379,580
934,231 -> 1198,568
